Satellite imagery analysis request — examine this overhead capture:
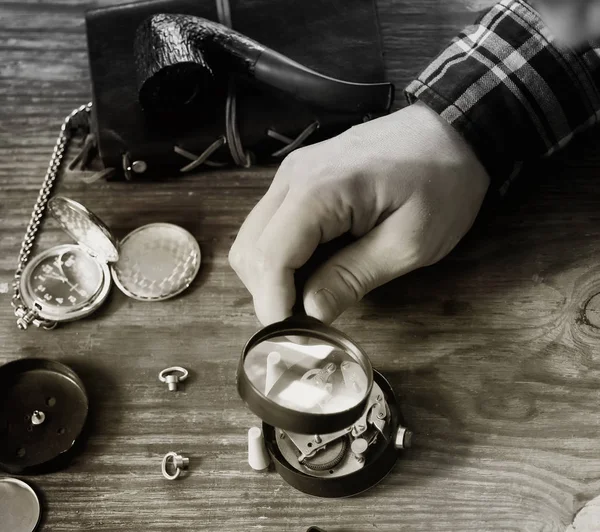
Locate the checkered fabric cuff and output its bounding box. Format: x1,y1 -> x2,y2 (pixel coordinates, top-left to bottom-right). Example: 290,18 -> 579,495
405,0 -> 600,196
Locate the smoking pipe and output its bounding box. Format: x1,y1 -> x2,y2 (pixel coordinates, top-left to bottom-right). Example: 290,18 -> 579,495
134,14 -> 394,115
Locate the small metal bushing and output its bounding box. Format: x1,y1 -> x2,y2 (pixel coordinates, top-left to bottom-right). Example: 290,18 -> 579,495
165,374 -> 179,391
395,427 -> 413,450
351,437 -> 369,462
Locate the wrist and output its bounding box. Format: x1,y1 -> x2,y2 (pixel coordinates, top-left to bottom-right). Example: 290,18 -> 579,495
407,101 -> 491,189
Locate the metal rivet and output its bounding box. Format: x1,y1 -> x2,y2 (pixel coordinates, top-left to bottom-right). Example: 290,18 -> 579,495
395,427 -> 413,450
131,160 -> 147,174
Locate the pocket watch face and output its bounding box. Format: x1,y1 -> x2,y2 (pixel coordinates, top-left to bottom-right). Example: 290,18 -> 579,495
21,244 -> 111,322
29,247 -> 103,310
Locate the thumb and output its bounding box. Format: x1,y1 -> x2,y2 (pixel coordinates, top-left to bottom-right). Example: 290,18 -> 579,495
302,216 -> 421,324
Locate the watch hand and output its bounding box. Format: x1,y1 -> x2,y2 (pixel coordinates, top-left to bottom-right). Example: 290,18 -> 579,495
54,252 -> 70,280
43,273 -> 69,283
55,252 -> 82,291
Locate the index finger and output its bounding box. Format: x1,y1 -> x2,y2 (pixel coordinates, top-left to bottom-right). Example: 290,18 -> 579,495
252,188 -> 347,323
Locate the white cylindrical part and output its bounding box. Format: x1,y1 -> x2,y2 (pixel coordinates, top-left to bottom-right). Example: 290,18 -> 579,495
264,351 -> 286,395
248,426 -> 270,471
351,437 -> 369,458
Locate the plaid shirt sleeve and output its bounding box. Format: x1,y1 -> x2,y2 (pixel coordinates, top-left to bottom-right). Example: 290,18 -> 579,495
405,0 -> 600,196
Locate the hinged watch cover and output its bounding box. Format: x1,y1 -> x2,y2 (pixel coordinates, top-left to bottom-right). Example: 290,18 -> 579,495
84,0 -> 390,180
48,196 -> 120,263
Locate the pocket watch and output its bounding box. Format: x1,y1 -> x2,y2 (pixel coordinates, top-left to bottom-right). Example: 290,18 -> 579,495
12,104 -> 201,330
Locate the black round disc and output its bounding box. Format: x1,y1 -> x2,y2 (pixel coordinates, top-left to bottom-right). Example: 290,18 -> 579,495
0,358 -> 89,475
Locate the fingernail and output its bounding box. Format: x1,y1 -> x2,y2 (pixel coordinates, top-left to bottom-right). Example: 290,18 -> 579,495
305,288 -> 338,324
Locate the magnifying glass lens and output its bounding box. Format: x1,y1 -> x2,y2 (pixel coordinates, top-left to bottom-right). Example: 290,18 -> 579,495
243,334 -> 370,415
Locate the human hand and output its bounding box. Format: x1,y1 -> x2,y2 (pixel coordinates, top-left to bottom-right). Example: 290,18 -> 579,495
229,101 -> 490,325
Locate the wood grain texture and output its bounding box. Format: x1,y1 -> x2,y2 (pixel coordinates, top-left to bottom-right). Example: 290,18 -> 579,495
1,1 -> 600,531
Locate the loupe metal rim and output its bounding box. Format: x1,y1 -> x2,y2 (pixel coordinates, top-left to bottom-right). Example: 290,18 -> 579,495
237,317 -> 374,435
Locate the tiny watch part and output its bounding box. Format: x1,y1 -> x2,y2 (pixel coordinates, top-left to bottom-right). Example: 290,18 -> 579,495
0,478 -> 41,532
158,366 -> 189,391
15,196 -> 201,329
0,358 -> 89,475
248,426 -> 270,471
161,452 -> 189,480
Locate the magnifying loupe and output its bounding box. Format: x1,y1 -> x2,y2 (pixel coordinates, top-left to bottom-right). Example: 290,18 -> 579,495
237,317 -> 412,497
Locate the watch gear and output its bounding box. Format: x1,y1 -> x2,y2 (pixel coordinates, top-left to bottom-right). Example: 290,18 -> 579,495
301,435 -> 348,471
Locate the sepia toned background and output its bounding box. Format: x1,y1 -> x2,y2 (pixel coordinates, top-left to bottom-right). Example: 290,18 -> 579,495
1,0 -> 600,530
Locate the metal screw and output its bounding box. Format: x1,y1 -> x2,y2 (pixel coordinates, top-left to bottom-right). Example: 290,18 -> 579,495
377,411 -> 385,420
131,160 -> 148,174
376,394 -> 383,402
31,410 -> 45,425
314,435 -> 322,444
158,366 -> 189,391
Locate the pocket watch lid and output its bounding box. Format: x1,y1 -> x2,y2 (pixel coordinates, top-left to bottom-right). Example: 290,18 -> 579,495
110,223 -> 201,301
0,478 -> 41,532
48,196 -> 119,263
237,317 -> 373,435
0,358 -> 89,475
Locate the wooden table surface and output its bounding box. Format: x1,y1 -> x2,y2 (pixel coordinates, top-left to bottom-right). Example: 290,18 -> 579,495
2,1 -> 600,531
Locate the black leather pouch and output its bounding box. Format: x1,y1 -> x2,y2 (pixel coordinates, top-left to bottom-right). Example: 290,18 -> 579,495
84,0 -> 391,180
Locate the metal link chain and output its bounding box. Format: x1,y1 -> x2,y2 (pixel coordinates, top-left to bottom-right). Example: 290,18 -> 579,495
12,102 -> 92,330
